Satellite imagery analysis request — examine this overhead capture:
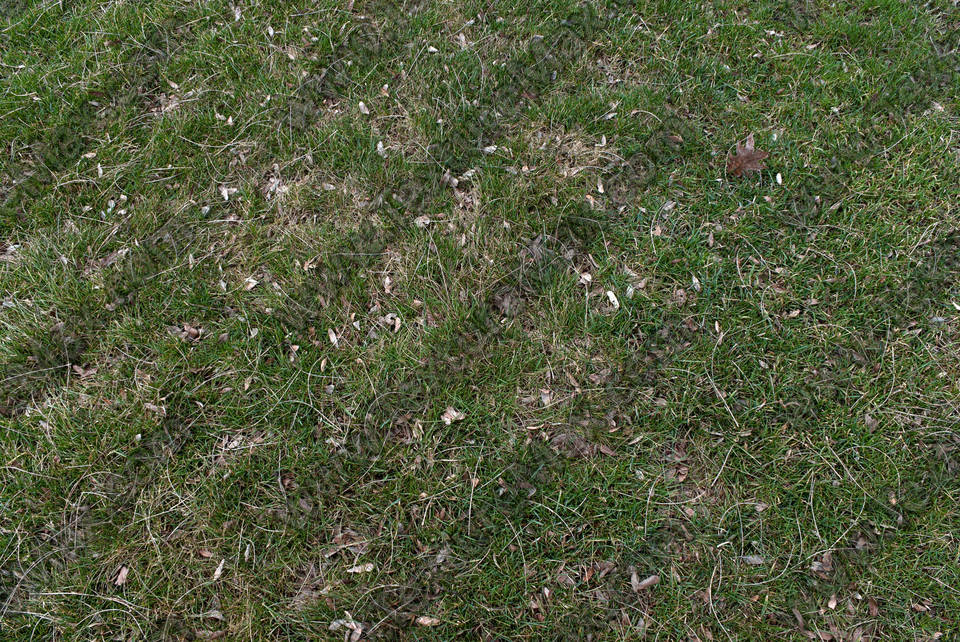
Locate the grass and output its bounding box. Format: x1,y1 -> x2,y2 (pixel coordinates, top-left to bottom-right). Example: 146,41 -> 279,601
0,0 -> 957,639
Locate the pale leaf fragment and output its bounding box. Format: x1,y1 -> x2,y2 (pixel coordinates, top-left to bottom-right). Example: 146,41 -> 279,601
635,574 -> 659,590
441,407 -> 465,425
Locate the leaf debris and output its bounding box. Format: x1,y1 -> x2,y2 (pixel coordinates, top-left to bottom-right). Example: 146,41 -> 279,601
726,133 -> 769,177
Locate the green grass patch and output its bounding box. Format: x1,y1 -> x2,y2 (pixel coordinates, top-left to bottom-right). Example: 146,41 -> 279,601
1,0 -> 958,638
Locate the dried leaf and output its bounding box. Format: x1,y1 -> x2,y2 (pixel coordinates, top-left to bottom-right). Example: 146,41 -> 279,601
667,464 -> 689,482
550,431 -> 599,458
605,290 -> 620,309
213,559 -> 225,581
144,402 -> 165,415
595,560 -> 616,578
810,551 -> 833,576
635,574 -> 660,590
329,617 -> 364,641
726,133 -> 769,177
415,616 -> 441,626
792,607 -> 805,628
441,407 -> 465,425
114,565 -> 129,586
582,565 -> 595,583
741,555 -> 765,565
346,562 -> 375,574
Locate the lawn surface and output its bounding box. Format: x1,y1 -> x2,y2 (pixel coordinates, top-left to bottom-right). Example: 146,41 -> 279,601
1,0 -> 958,639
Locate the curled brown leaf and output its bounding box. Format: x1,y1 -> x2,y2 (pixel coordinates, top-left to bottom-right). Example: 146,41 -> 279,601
726,133 -> 769,177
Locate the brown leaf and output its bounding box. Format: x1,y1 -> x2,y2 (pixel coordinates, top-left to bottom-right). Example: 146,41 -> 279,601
598,443 -> 616,457
810,551 -> 833,577
595,560 -> 616,578
726,133 -> 769,177
792,607 -> 805,629
557,572 -> 576,588
582,564 -> 595,583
